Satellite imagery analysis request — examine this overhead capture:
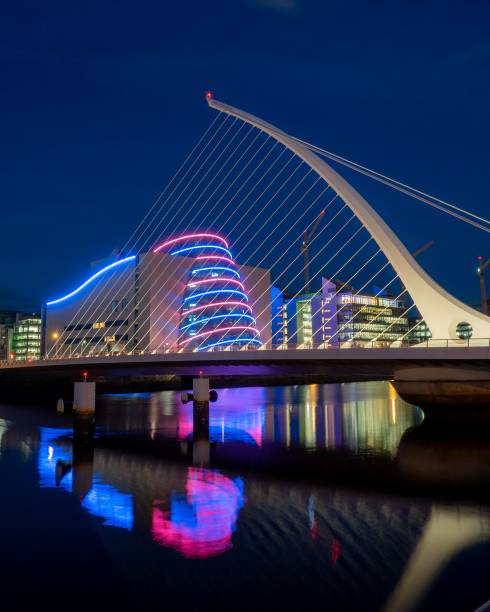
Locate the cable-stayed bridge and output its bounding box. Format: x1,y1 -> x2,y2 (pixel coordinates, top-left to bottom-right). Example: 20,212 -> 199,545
3,94 -> 490,396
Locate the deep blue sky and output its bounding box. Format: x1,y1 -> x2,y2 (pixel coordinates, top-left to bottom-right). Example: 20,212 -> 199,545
1,0 -> 489,311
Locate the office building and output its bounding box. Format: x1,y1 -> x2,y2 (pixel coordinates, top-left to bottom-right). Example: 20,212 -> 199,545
43,233 -> 272,356
11,314 -> 42,361
0,310 -> 17,360
278,277 -> 410,348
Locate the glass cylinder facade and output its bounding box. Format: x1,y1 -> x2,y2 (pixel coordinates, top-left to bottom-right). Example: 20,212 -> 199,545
159,234 -> 262,351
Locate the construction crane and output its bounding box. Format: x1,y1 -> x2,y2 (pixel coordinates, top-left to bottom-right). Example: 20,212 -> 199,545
411,240 -> 435,259
477,256 -> 490,315
301,209 -> 326,293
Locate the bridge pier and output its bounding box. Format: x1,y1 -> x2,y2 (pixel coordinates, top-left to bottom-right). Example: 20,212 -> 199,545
393,367 -> 490,415
73,381 -> 96,414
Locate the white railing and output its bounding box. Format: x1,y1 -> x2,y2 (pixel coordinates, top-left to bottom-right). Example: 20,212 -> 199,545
1,337 -> 490,368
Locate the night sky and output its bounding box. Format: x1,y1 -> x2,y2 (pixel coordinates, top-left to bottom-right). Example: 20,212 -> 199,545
1,0 -> 489,312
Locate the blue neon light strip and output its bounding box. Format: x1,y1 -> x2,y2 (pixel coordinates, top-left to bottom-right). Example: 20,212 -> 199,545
196,338 -> 262,352
46,256 -> 136,306
191,266 -> 240,278
181,313 -> 256,331
170,245 -> 233,258
184,289 -> 248,302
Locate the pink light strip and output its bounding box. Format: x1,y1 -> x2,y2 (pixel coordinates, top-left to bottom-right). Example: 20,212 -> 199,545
179,325 -> 259,346
153,233 -> 229,253
189,277 -> 245,290
195,255 -> 235,265
183,301 -> 253,316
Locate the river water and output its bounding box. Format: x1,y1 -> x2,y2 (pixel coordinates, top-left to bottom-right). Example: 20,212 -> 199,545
0,381 -> 489,611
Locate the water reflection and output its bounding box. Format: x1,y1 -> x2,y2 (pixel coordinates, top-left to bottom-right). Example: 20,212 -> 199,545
100,381 -> 422,456
38,426 -> 134,530
1,382 -> 490,611
151,467 -> 244,559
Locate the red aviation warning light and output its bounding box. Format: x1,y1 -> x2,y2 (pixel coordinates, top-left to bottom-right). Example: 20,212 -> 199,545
205,90 -> 214,101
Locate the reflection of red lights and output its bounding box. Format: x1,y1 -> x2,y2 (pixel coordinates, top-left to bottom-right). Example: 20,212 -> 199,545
151,468 -> 244,559
310,521 -> 317,543
178,402 -> 263,446
331,538 -> 341,565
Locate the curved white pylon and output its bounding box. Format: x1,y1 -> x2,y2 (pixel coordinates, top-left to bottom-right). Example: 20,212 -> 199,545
208,97 -> 490,340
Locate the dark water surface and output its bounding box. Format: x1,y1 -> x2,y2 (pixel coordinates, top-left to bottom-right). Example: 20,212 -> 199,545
0,381 -> 489,611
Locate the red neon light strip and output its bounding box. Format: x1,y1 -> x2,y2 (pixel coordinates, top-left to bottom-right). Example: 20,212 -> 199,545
182,301 -> 252,316
179,325 -> 259,346
153,233 -> 229,253
189,277 -> 245,290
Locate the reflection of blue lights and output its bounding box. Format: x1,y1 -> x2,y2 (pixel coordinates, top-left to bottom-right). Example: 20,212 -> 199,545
46,256 -> 136,306
196,338 -> 262,351
38,427 -> 73,490
208,426 -> 259,445
37,427 -> 134,531
171,245 -> 233,258
181,313 -> 255,331
191,266 -> 240,278
81,480 -> 133,530
184,289 -> 248,302
101,392 -> 154,398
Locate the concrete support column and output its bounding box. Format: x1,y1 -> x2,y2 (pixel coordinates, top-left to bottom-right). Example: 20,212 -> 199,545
73,382 -> 96,414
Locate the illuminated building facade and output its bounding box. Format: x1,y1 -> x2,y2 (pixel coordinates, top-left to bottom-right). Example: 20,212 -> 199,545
278,278 -> 410,347
155,235 -> 261,351
280,292 -> 324,348
334,284 -> 409,345
11,314 -> 42,361
0,310 -> 17,360
43,233 -> 271,356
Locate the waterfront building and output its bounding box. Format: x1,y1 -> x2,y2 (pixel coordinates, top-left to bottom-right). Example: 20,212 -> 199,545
278,277 -> 410,348
333,282 -> 410,346
0,310 -> 17,360
43,233 -> 272,356
11,314 -> 42,361
269,285 -> 285,347
279,291 -> 323,348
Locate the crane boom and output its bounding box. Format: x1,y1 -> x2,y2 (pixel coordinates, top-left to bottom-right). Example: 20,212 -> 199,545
301,210 -> 326,293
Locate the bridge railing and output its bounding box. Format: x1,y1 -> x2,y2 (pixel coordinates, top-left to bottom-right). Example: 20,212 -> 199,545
1,337 -> 490,367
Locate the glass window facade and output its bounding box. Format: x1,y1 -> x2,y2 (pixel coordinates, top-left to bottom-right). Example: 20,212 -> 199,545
11,316 -> 42,361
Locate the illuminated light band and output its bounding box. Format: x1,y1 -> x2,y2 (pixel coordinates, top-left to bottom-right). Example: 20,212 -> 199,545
153,233 -> 229,253
195,338 -> 262,352
179,325 -> 260,346
180,313 -> 256,331
189,277 -> 245,290
170,245 -> 233,258
183,289 -> 248,302
191,266 -> 240,278
182,300 -> 253,316
46,256 -> 136,306
195,255 -> 235,265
